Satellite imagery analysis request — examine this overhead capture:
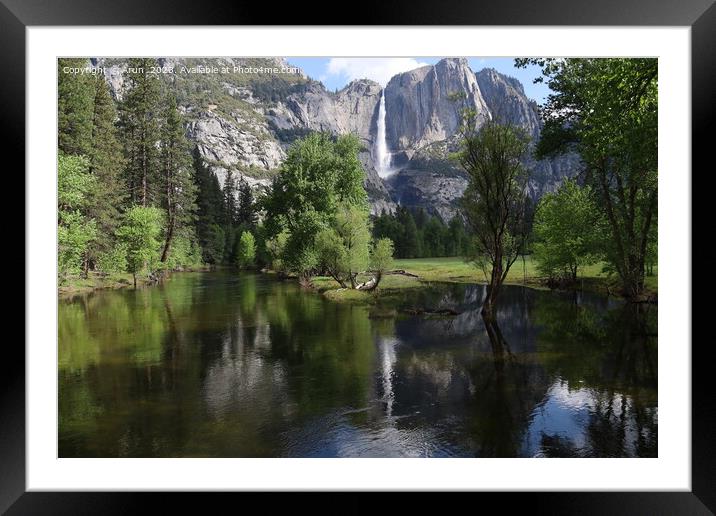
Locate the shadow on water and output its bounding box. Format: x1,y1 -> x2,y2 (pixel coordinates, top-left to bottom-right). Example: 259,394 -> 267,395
58,272 -> 657,457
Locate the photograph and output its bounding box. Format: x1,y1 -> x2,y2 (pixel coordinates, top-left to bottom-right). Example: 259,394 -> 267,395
56,55 -> 658,459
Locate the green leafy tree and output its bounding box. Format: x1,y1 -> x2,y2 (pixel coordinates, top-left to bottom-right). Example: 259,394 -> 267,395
237,231 -> 256,269
116,205 -> 163,288
516,58 -> 657,299
263,132 -> 368,283
368,238 -> 395,289
58,154 -> 97,279
315,205 -> 371,288
533,179 -> 602,283
265,229 -> 289,275
456,118 -> 532,319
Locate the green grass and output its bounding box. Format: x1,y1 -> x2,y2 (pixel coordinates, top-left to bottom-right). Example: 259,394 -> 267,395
58,266 -> 212,297
58,272 -> 137,297
313,256 -> 657,303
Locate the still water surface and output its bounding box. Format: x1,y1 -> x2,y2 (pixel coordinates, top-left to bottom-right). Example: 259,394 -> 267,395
59,272 -> 657,457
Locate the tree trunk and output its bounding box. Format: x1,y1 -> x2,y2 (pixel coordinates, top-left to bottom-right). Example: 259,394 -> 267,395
133,273 -> 137,289
160,217 -> 175,263
81,252 -> 90,280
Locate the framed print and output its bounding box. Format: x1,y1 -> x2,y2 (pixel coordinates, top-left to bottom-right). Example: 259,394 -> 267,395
6,0 -> 713,512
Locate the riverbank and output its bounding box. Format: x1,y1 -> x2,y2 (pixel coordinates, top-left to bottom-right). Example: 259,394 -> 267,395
313,256 -> 658,303
58,266 -> 212,297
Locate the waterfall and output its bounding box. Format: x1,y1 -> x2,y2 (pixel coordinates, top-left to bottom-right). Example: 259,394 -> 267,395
375,90 -> 392,177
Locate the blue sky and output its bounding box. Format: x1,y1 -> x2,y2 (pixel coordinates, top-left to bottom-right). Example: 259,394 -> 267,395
287,57 -> 551,104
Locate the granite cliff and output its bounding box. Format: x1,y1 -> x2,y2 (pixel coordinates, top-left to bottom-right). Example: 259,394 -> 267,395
95,57 -> 579,219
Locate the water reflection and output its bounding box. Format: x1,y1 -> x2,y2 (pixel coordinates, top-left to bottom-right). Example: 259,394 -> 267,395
59,272 -> 657,457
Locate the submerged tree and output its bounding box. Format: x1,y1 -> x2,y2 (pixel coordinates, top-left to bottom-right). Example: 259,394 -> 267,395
456,118 -> 532,319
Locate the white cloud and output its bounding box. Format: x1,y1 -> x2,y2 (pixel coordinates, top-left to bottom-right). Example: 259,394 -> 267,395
325,58 -> 430,87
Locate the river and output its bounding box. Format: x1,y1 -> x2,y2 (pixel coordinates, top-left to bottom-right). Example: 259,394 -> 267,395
58,271 -> 657,457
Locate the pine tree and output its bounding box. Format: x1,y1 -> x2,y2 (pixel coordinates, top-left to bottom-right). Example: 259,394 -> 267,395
85,75 -> 127,271
396,207 -> 420,258
119,58 -> 163,206
58,58 -> 95,156
159,92 -> 197,263
223,170 -> 238,227
192,148 -> 226,264
237,177 -> 257,228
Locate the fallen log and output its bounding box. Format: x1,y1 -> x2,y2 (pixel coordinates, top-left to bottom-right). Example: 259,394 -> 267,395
385,269 -> 420,278
402,307 -> 460,316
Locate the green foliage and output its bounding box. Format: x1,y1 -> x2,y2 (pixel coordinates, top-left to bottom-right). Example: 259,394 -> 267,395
263,132 -> 368,279
315,205 -> 371,287
158,92 -> 197,264
162,233 -> 203,271
58,154 -> 97,278
116,206 -> 164,282
370,238 -> 394,274
237,178 -> 257,228
95,243 -> 128,273
86,75 -> 127,265
192,149 -> 226,264
58,154 -> 96,211
372,208 -> 470,259
119,58 -> 163,206
58,211 -> 97,277
204,223 -> 226,265
456,119 -> 532,307
265,230 -> 289,274
58,59 -> 95,156
237,231 -> 256,269
516,58 -> 657,298
533,179 -> 602,282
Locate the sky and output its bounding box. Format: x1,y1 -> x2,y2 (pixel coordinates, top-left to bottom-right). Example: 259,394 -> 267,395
287,57 -> 551,104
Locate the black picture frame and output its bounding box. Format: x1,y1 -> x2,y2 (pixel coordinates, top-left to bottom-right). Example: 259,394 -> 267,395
5,0 -> 712,512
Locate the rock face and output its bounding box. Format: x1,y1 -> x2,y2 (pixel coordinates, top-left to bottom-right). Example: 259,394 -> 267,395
476,68 -> 540,139
94,56 -> 578,218
384,58 -> 490,159
476,68 -> 581,200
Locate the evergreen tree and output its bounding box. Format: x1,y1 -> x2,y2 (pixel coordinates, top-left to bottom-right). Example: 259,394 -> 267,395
159,92 -> 196,264
396,207 -> 420,258
85,75 -> 126,271
223,170 -> 238,227
192,148 -> 226,264
119,58 -> 163,206
237,177 -> 257,228
58,58 -> 95,156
